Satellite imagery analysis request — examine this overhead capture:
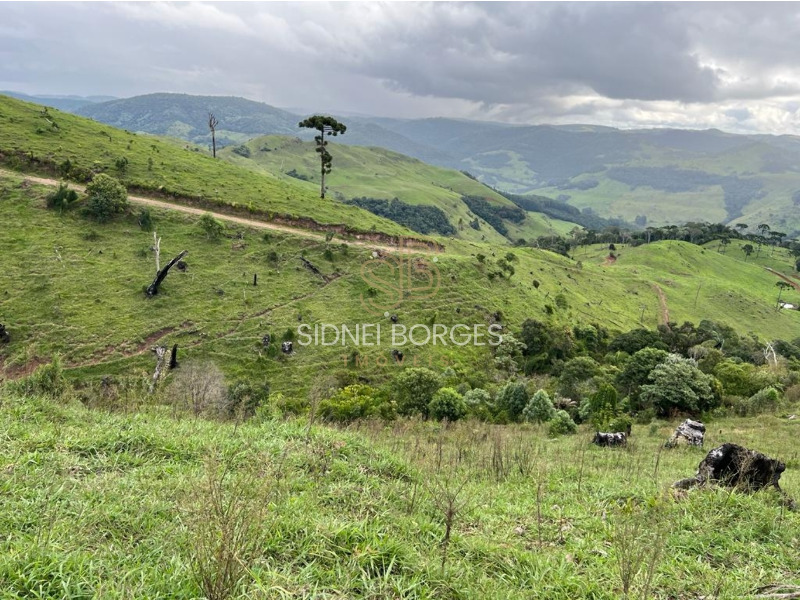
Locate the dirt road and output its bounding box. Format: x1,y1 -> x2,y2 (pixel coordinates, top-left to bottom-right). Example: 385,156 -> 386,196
1,169 -> 436,255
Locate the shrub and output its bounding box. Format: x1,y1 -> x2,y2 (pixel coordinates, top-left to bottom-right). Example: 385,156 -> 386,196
736,387 -> 781,416
84,174 -> 128,222
608,414 -> 633,434
463,388 -> 492,419
586,383 -> 620,429
8,355 -> 67,399
232,145 -> 251,158
199,213 -> 225,239
428,387 -> 468,421
548,410 -> 577,436
46,183 -> 78,212
394,368 -> 442,417
639,355 -> 720,416
168,361 -> 227,417
318,384 -> 390,423
522,389 -> 556,423
137,208 -> 153,231
496,380 -> 529,421
224,381 -> 270,420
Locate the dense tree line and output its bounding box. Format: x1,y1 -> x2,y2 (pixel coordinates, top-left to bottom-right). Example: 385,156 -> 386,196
461,195 -> 525,237
346,197 -> 456,236
498,190 -> 631,231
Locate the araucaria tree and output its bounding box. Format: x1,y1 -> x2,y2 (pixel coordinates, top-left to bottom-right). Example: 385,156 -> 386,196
298,115 -> 346,199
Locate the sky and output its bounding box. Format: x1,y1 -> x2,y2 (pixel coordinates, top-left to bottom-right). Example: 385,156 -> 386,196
4,2 -> 800,133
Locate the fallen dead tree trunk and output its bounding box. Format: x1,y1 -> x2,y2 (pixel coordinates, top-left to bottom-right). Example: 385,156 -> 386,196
673,443 -> 796,509
146,250 -> 188,297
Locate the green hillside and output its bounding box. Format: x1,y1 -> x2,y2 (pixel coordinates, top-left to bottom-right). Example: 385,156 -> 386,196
66,93 -> 800,233
2,172 -> 799,391
0,94 -> 416,241
220,135 -> 576,245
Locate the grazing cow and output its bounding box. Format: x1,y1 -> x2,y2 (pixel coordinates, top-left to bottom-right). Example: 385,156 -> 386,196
281,341 -> 293,354
666,419 -> 706,448
0,324 -> 8,344
673,443 -> 786,492
592,432 -> 627,447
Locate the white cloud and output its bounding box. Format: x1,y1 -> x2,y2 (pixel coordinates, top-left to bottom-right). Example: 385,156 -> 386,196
6,2 -> 800,133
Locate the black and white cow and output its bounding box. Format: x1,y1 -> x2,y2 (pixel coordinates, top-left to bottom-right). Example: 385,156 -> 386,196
592,432 -> 627,447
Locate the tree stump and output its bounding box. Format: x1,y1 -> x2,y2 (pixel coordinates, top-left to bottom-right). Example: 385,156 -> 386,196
666,419 -> 705,448
673,443 -> 792,506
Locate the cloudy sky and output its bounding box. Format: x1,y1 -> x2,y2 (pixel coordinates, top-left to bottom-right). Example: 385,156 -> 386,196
4,2 -> 800,132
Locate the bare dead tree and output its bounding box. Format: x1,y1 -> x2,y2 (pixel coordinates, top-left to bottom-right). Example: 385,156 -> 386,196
208,113 -> 219,158
153,231 -> 161,273
149,346 -> 167,393
146,250 -> 188,297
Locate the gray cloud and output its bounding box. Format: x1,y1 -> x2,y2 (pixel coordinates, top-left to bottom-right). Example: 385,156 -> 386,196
3,2 -> 800,132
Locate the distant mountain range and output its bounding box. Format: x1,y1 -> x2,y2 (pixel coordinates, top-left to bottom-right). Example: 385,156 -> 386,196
11,91 -> 800,234
1,91 -> 117,113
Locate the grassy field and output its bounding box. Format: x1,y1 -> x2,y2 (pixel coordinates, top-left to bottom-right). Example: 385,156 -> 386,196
2,172 -> 800,394
222,135 -> 576,245
0,391 -> 797,599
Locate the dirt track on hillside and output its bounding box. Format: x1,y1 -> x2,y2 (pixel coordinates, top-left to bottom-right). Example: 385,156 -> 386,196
766,267 -> 800,293
653,284 -> 670,327
1,170 -> 435,255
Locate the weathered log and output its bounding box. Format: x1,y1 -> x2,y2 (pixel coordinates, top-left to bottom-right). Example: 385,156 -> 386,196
673,443 -> 788,494
149,345 -> 167,393
168,344 -> 179,370
300,256 -> 324,279
146,250 -> 188,297
666,419 -> 705,448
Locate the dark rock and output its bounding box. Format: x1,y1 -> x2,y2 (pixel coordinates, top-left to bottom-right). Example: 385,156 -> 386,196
592,432 -> 627,447
176,260 -> 188,272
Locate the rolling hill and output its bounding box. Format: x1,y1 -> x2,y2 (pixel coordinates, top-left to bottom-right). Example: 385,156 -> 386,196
219,135 -> 576,245
68,93 -> 800,233
0,94 -> 425,242
2,170 -> 799,390
1,94 -> 579,245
